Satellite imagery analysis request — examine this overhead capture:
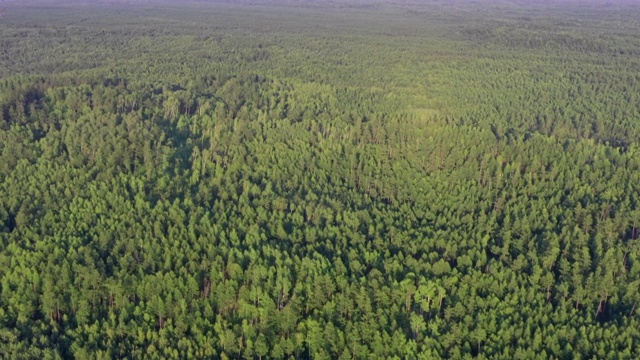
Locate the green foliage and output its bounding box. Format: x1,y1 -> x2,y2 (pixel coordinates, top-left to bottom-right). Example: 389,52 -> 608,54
1,0 -> 640,358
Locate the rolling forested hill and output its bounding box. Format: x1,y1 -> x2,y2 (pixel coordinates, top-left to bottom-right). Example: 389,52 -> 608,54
1,0 -> 640,358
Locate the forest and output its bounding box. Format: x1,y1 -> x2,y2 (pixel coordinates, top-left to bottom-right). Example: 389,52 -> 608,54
1,0 -> 640,358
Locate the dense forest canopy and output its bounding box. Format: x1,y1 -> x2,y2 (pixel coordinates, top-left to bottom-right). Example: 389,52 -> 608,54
1,0 -> 640,358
